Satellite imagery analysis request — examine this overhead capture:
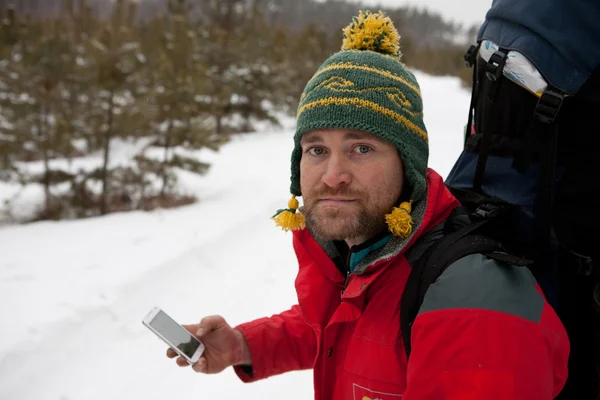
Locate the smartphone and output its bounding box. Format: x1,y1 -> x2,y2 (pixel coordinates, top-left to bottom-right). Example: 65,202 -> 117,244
142,307 -> 205,364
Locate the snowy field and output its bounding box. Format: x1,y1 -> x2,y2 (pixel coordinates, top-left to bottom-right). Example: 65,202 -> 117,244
0,71 -> 470,400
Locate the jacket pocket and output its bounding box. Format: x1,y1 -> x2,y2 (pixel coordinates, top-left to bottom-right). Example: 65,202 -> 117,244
343,334 -> 407,388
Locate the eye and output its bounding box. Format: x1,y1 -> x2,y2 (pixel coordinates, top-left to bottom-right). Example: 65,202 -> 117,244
308,147 -> 326,156
353,145 -> 372,154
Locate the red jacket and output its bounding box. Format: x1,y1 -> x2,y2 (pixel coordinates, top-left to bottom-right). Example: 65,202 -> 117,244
234,169 -> 569,399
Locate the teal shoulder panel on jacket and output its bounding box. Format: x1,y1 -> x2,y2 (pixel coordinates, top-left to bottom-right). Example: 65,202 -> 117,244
418,253 -> 544,323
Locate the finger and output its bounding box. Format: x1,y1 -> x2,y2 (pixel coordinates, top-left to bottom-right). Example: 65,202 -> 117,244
196,315 -> 226,337
192,357 -> 207,373
182,323 -> 201,335
166,348 -> 178,358
176,356 -> 190,367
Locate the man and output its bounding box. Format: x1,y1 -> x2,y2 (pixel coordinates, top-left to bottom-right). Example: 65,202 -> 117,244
167,11 -> 569,399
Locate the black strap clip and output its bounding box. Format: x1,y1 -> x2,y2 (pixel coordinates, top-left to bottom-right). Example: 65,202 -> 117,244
464,44 -> 479,68
534,89 -> 564,124
485,50 -> 508,82
474,203 -> 504,219
571,250 -> 595,277
512,88 -> 565,173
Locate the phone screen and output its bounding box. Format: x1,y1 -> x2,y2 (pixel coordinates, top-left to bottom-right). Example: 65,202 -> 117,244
150,310 -> 201,358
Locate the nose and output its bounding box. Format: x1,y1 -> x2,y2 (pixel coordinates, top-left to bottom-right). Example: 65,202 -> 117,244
321,153 -> 352,189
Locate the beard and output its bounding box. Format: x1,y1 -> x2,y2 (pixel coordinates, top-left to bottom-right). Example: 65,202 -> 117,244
303,185 -> 397,242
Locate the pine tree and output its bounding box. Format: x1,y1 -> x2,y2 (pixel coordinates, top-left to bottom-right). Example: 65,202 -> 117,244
139,0 -> 223,205
0,4 -> 82,217
195,0 -> 250,135
193,0 -> 297,134
83,0 -> 146,215
283,22 -> 335,109
227,2 -> 285,132
0,5 -> 20,171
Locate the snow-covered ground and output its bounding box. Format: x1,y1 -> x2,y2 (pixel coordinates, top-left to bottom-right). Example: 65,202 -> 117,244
0,71 -> 470,400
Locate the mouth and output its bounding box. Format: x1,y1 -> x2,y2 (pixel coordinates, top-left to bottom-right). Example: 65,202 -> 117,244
318,198 -> 356,205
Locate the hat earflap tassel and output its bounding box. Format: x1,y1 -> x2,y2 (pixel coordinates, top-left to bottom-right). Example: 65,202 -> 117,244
272,195 -> 306,232
385,200 -> 413,239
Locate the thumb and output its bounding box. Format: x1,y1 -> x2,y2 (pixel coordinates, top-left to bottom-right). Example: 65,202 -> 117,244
182,323 -> 201,336
196,315 -> 227,338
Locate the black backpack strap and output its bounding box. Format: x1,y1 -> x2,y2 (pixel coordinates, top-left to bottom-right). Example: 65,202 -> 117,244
464,43 -> 481,146
401,208 -> 530,360
513,87 -> 564,271
465,45 -> 566,274
473,47 -> 509,192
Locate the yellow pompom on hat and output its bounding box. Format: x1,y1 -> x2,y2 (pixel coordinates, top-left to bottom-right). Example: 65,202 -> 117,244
273,10 -> 429,240
272,195 -> 305,232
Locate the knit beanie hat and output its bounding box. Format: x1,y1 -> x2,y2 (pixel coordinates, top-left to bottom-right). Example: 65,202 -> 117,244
273,10 -> 429,239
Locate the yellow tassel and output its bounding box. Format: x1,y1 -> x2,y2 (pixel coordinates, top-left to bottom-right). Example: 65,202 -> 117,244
272,195 -> 306,232
342,10 -> 401,58
385,200 -> 413,238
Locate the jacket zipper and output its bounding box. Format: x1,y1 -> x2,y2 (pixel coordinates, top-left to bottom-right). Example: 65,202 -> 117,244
340,247 -> 352,298
341,271 -> 350,299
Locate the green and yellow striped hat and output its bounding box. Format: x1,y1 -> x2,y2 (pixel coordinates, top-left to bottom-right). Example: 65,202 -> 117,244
273,10 -> 429,238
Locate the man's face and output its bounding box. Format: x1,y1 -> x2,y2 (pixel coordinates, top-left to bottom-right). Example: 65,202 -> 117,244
300,129 -> 404,246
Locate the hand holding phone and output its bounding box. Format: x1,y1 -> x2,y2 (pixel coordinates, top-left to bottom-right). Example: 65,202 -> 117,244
143,307 -> 205,365
163,314 -> 252,374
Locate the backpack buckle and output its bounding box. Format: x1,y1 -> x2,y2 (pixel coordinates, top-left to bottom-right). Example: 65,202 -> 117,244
485,50 -> 507,82
573,251 -> 595,277
464,44 -> 478,68
534,89 -> 564,124
474,203 -> 503,219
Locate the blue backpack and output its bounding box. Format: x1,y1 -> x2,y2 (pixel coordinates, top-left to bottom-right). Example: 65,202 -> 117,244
400,41 -> 600,399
